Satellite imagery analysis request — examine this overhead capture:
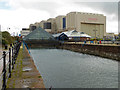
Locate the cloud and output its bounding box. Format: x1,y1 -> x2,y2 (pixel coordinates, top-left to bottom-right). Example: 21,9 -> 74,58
74,2 -> 118,20
0,8 -> 51,34
106,21 -> 118,33
0,0 -> 119,34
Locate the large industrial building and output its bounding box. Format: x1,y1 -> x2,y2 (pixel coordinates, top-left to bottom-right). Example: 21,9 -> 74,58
55,15 -> 66,33
47,18 -> 56,33
28,11 -> 106,39
66,12 -> 106,38
29,24 -> 37,31
39,20 -> 52,33
39,20 -> 46,29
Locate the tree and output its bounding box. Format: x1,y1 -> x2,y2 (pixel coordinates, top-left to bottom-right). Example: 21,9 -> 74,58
2,31 -> 14,45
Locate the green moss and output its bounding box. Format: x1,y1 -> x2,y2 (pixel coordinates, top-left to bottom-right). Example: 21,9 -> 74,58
7,45 -> 45,88
6,45 -> 23,88
38,75 -> 42,78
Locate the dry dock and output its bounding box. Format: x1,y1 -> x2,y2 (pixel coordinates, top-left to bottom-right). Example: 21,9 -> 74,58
7,44 -> 45,88
59,42 -> 120,61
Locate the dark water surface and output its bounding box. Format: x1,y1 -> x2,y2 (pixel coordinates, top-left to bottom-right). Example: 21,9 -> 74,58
30,49 -> 118,88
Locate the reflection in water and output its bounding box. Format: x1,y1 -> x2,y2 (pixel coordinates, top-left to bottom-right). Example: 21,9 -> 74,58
30,49 -> 118,88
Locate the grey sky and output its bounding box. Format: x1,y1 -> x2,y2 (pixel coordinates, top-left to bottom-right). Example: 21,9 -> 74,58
18,2 -> 61,15
0,0 -> 119,34
74,2 -> 118,21
74,2 -> 118,14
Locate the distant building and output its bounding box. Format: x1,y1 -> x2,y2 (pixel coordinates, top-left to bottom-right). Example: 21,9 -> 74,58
23,27 -> 60,48
114,34 -> 119,39
43,22 -> 51,33
34,22 -> 41,28
47,18 -> 56,33
40,20 -> 46,29
23,27 -> 54,41
55,15 -> 66,33
29,24 -> 37,31
53,33 -> 69,41
53,30 -> 91,41
39,17 -> 66,33
39,20 -> 51,33
66,12 -> 106,38
22,28 -> 29,30
20,28 -> 30,38
106,33 -> 114,40
28,11 -> 106,39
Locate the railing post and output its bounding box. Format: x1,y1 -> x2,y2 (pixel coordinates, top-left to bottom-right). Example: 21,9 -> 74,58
10,44 -> 12,47
12,46 -> 14,69
2,51 -> 6,90
14,43 -> 17,64
9,48 -> 11,78
14,44 -> 16,64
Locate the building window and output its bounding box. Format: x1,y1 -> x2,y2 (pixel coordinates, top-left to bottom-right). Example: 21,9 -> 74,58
44,22 -> 51,29
63,17 -> 66,29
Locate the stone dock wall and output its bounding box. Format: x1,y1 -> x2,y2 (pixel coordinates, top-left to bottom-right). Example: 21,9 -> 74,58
58,43 -> 120,61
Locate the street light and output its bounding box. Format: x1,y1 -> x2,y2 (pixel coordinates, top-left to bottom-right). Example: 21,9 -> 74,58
93,29 -> 97,39
93,29 -> 97,44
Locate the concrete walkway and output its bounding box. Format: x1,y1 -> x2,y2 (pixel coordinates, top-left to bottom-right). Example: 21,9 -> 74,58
7,44 -> 45,88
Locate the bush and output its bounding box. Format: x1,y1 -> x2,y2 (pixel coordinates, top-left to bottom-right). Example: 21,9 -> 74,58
2,31 -> 14,45
2,38 -> 8,45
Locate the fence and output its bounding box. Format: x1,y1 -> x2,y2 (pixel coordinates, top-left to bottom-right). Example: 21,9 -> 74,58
0,41 -> 21,90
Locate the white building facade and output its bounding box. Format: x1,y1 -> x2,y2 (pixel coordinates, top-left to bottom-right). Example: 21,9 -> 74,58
66,12 -> 106,38
21,30 -> 30,38
55,15 -> 66,33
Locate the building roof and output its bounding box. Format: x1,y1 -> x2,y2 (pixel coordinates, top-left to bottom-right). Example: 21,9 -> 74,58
52,33 -> 62,37
55,15 -> 65,18
53,30 -> 91,38
63,30 -> 91,38
67,11 -> 104,16
23,27 -> 54,40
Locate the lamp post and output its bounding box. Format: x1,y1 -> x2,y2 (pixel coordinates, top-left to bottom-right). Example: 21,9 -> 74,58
93,29 -> 97,39
93,29 -> 97,44
7,27 -> 10,31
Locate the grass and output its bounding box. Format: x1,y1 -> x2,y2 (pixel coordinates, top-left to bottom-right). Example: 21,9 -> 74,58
6,46 -> 23,88
38,75 -> 42,78
6,45 -> 45,88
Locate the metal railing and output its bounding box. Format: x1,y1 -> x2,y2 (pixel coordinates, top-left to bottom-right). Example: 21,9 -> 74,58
0,41 -> 21,90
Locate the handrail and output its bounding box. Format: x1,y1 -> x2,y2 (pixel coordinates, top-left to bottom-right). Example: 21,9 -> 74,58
0,56 -> 3,61
0,41 -> 21,90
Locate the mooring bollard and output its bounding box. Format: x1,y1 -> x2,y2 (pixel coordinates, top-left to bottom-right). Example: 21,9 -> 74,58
2,51 -> 6,90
